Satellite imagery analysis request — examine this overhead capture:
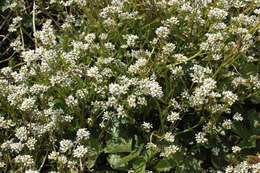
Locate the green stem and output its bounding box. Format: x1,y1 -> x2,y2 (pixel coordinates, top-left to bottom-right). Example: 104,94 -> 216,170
155,100 -> 165,134
213,54 -> 239,79
19,25 -> 24,47
173,50 -> 203,66
176,117 -> 205,135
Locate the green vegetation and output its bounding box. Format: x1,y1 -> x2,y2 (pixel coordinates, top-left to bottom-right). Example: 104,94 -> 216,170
0,0 -> 259,172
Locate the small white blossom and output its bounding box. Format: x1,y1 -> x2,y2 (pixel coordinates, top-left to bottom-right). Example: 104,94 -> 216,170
232,146 -> 241,153
26,137 -> 37,150
20,97 -> 36,111
15,126 -> 28,141
222,119 -> 232,130
59,139 -> 73,153
164,132 -> 175,143
162,43 -> 176,55
167,112 -> 180,123
76,128 -> 90,141
48,151 -> 59,161
195,132 -> 208,144
155,26 -> 170,39
222,91 -> 238,106
233,113 -> 243,121
14,155 -> 34,166
73,145 -> 88,158
142,122 -> 153,131
145,142 -> 157,150
212,147 -> 220,156
65,95 -> 78,107
160,145 -> 179,157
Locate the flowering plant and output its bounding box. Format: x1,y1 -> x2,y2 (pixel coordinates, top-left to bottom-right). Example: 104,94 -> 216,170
0,0 -> 260,172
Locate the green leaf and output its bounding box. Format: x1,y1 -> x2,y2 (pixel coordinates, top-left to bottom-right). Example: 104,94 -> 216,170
239,135 -> 258,149
107,154 -> 128,170
247,109 -> 260,134
250,95 -> 260,104
1,0 -> 10,12
240,63 -> 258,75
143,149 -> 159,162
155,158 -> 176,172
95,170 -> 118,173
133,159 -> 146,173
231,122 -> 250,138
107,147 -> 142,170
211,156 -> 223,170
85,139 -> 103,169
104,139 -> 132,153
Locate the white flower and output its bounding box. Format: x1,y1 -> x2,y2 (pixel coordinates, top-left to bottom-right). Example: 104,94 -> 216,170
145,142 -> 157,149
59,139 -> 73,153
87,66 -> 99,78
0,162 -> 5,168
222,91 -> 238,106
15,126 -> 28,141
76,128 -> 90,141
20,97 -> 36,111
195,132 -> 208,144
73,145 -> 88,158
162,43 -> 176,55
10,142 -> 24,153
14,155 -> 34,166
84,33 -> 96,43
212,147 -> 220,156
225,165 -> 234,173
26,137 -> 37,150
233,113 -> 243,121
58,155 -> 67,164
167,112 -> 180,123
48,151 -> 59,161
208,8 -> 228,20
173,54 -> 188,63
124,34 -> 138,47
160,145 -> 179,157
142,122 -> 153,131
25,170 -> 39,173
127,95 -> 136,108
65,95 -> 78,107
164,132 -> 175,143
232,146 -> 241,153
155,26 -> 170,39
222,119 -> 232,129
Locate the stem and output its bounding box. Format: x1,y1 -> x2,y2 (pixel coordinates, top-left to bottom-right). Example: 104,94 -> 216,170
213,54 -> 239,79
33,0 -> 37,47
38,151 -> 48,172
19,26 -> 24,47
155,100 -> 165,134
173,50 -> 203,66
176,117 -> 205,135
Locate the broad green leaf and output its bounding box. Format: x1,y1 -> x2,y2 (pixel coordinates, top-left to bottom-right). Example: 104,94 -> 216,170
240,63 -> 258,75
107,154 -> 128,170
133,159 -> 146,173
85,139 -> 103,169
239,135 -> 258,149
247,109 -> 260,134
1,0 -> 10,12
143,149 -> 159,162
95,170 -> 118,173
155,158 -> 176,172
211,156 -> 221,170
104,139 -> 132,153
250,95 -> 260,104
107,147 -> 142,170
231,122 -> 250,138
